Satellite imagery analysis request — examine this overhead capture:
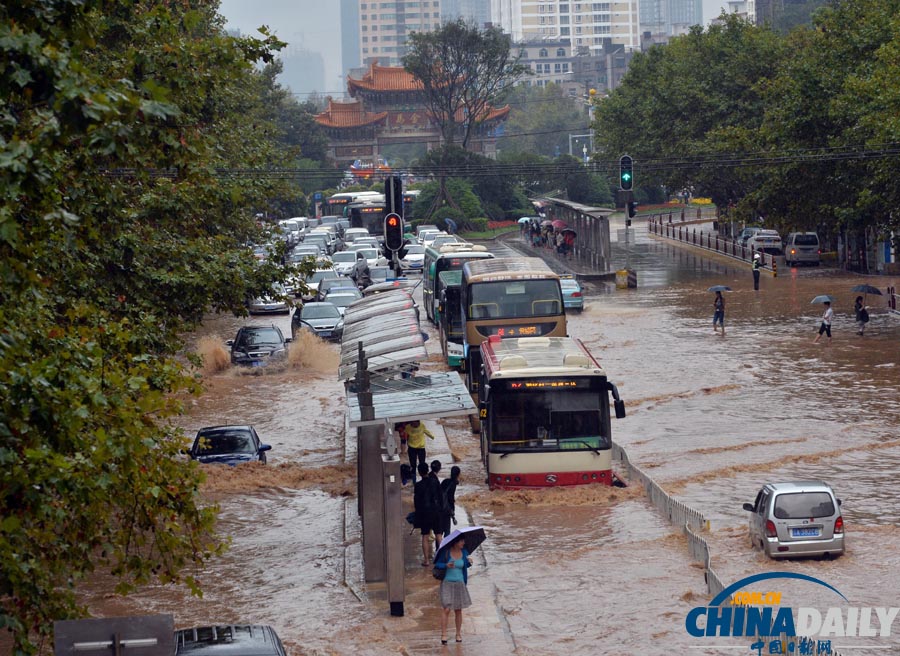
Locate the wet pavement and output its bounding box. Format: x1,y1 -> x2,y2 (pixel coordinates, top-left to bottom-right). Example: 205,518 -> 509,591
76,217 -> 900,655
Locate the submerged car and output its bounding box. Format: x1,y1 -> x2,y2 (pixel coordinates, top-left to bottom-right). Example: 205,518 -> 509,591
227,325 -> 290,367
559,276 -> 584,312
188,425 -> 271,465
743,481 -> 844,559
292,302 -> 344,341
175,625 -> 287,656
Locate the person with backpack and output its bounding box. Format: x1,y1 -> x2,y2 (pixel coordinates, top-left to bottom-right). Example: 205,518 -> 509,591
440,466 -> 461,537
424,461 -> 447,561
413,462 -> 442,566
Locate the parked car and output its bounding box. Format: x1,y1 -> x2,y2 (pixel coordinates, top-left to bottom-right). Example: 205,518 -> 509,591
324,288 -> 363,315
303,269 -> 339,301
746,230 -> 783,256
175,625 -> 287,656
227,325 -> 290,367
248,283 -> 290,314
316,277 -> 356,302
332,250 -> 359,276
292,302 -> 344,341
736,227 -> 764,246
560,276 -> 584,312
783,232 -> 821,266
742,481 -> 844,559
399,243 -> 426,273
187,426 -> 272,465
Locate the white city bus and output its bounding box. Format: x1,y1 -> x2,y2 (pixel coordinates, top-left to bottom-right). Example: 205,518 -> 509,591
477,335 -> 626,490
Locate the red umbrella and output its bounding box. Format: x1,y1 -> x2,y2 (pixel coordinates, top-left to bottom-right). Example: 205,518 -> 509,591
551,219 -> 567,229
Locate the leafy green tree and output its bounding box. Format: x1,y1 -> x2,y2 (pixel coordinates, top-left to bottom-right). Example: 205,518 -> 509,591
0,2 -> 304,650
403,19 -> 528,149
593,15 -> 784,211
411,178 -> 484,223
498,84 -> 589,158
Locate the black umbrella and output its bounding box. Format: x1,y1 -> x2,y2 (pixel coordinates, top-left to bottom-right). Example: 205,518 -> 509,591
435,526 -> 486,562
851,284 -> 882,296
707,285 -> 732,293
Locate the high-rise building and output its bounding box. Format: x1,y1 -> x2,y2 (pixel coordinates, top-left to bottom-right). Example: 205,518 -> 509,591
490,0 -> 641,53
640,0 -> 702,38
443,0 -> 492,26
341,0 -> 361,73
356,0 -> 444,68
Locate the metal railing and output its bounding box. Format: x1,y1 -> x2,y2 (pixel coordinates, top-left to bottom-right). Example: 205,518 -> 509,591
648,215 -> 778,272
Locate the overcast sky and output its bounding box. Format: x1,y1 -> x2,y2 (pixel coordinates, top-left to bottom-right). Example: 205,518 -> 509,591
218,0 -> 344,97
218,0 -> 733,96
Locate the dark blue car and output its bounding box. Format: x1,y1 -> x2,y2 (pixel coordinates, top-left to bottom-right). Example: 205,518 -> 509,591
188,425 -> 271,466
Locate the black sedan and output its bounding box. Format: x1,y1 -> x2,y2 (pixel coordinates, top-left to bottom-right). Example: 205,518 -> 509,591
187,425 -> 271,466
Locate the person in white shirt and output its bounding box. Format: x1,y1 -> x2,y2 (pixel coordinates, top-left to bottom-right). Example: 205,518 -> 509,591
813,300 -> 833,344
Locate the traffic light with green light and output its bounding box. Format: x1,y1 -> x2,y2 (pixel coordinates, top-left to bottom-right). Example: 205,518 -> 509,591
619,155 -> 634,191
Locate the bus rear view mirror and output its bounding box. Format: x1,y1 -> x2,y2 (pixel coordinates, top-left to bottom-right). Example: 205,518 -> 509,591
614,399 -> 626,419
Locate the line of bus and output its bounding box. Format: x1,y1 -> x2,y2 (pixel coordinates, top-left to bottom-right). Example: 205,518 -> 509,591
324,191 -> 383,216
460,257 -> 567,392
477,335 -> 626,489
424,243 -> 494,325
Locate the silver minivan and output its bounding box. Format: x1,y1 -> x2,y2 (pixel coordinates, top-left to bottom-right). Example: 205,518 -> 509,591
784,232 -> 821,266
743,481 -> 844,559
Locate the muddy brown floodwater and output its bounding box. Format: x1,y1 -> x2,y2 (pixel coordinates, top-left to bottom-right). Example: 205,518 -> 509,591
78,223 -> 900,655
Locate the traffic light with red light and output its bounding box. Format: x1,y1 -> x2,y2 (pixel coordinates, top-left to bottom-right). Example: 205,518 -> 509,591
384,212 -> 404,251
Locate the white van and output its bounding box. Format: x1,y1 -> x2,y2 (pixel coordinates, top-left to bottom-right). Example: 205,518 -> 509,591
746,230 -> 783,256
783,232 -> 820,266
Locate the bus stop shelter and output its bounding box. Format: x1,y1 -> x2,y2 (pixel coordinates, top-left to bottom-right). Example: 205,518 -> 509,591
342,291 -> 475,617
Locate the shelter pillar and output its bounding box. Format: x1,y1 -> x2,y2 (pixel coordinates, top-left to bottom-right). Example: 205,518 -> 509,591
382,454 -> 405,615
356,343 -> 386,582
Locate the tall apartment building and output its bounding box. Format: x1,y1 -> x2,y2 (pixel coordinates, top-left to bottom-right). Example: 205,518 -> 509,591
354,1 -> 444,68
443,0 -> 492,26
490,0 -> 641,52
640,0 -> 702,38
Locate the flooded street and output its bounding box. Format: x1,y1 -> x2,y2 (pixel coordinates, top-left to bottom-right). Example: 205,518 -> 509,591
79,220 -> 900,654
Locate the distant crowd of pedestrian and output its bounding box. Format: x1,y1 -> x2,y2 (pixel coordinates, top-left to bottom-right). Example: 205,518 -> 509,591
523,218 -> 575,258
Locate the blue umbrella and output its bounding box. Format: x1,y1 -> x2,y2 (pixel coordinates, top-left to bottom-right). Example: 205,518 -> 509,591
444,217 -> 458,234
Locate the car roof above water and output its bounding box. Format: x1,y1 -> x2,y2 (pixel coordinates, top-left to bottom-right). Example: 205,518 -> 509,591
763,480 -> 833,493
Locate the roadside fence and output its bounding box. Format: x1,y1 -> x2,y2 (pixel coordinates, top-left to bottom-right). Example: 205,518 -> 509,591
613,441 -> 725,597
648,215 -> 779,272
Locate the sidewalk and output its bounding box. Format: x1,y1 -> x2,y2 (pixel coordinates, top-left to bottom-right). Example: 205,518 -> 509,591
343,419 -> 513,653
494,230 -> 617,282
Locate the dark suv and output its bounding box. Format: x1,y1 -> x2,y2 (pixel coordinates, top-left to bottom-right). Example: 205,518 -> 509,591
226,325 -> 290,367
175,625 -> 286,655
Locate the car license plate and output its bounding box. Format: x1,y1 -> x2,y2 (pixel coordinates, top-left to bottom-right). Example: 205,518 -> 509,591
791,527 -> 820,537
319,331 -> 332,338
251,360 -> 264,367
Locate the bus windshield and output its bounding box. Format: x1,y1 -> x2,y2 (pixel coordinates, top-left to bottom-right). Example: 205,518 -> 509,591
469,279 -> 563,319
489,388 -> 610,452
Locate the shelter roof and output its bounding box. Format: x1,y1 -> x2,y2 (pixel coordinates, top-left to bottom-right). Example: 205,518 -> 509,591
314,99 -> 388,129
347,372 -> 476,426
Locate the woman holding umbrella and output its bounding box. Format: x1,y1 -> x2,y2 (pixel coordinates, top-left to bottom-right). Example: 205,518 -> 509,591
434,527 -> 485,644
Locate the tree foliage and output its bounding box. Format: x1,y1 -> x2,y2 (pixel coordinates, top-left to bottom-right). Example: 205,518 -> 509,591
498,84 -> 589,158
0,2 -> 307,650
402,19 -> 528,149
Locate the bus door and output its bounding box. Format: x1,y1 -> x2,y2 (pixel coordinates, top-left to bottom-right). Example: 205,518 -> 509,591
439,285 -> 464,367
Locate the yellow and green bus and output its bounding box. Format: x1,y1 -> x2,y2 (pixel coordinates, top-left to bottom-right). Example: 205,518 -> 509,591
459,257 -> 567,392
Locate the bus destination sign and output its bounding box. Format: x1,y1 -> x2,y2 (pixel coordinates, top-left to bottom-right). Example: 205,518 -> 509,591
506,379 -> 590,390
